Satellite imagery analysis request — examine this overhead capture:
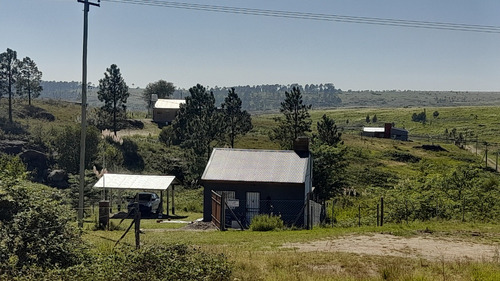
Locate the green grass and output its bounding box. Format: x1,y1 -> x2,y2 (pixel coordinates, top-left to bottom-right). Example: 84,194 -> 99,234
83,221 -> 500,280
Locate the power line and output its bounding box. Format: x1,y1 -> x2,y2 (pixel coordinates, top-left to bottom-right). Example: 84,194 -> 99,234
101,0 -> 500,34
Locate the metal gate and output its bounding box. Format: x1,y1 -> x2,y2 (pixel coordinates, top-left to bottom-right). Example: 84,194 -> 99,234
246,192 -> 260,225
211,190 -> 224,230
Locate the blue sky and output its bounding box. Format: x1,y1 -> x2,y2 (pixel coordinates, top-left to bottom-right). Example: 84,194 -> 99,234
2,0 -> 500,91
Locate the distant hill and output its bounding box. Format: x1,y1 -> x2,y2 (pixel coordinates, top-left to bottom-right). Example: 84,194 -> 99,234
39,81 -> 500,113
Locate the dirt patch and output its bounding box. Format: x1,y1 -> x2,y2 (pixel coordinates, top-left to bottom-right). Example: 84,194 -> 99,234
283,233 -> 499,262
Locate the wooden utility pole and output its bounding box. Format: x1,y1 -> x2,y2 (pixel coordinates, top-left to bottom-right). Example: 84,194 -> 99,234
77,0 -> 100,228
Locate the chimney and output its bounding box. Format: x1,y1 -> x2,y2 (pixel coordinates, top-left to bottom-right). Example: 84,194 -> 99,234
293,137 -> 309,157
384,123 -> 392,139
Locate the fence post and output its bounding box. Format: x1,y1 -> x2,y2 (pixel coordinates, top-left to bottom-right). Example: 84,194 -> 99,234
377,203 -> 380,226
331,199 -> 335,228
221,192 -> 226,231
380,197 -> 384,226
134,202 -> 140,249
306,194 -> 311,230
358,204 -> 361,227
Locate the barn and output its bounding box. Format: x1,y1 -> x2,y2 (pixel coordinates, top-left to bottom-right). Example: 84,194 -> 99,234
152,99 -> 185,125
362,123 -> 408,141
201,138 -> 314,228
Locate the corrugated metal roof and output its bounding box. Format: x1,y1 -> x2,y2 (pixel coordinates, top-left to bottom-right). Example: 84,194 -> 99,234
153,99 -> 185,109
201,148 -> 309,184
93,174 -> 177,190
363,127 -> 385,133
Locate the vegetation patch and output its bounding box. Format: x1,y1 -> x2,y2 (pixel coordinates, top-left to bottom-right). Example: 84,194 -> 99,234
250,214 -> 284,231
383,150 -> 421,163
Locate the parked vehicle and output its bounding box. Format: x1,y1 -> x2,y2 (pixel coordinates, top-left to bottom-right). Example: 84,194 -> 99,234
127,192 -> 161,214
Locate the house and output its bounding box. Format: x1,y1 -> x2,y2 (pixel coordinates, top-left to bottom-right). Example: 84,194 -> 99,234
362,123 -> 408,141
152,99 -> 185,125
201,138 -> 313,228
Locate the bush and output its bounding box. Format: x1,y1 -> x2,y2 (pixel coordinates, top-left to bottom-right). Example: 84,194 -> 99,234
0,182 -> 87,273
3,244 -> 233,281
250,214 -> 284,231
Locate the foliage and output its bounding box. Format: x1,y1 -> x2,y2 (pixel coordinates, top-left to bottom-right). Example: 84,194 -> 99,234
270,87 -> 312,149
0,244 -> 232,281
372,114 -> 378,123
97,64 -> 129,135
312,144 -> 348,201
0,154 -> 26,186
142,79 -> 175,111
365,114 -> 370,123
0,178 -> 87,272
411,109 -> 427,123
314,114 -> 342,147
0,48 -> 18,123
16,57 -> 42,105
172,84 -> 221,161
250,214 -> 284,231
433,110 -> 439,118
220,88 -> 252,148
53,125 -> 100,174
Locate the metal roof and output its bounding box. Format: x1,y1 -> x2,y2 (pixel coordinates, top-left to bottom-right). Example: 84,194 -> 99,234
363,127 -> 386,133
201,148 -> 310,184
93,174 -> 177,190
153,99 -> 185,109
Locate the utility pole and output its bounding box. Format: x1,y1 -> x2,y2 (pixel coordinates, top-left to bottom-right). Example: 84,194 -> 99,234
77,0 -> 100,228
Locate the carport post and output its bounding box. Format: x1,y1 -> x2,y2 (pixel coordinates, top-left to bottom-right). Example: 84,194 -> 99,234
166,188 -> 170,216
171,185 -> 175,215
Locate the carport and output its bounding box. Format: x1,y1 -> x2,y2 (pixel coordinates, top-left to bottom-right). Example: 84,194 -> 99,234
93,174 -> 180,216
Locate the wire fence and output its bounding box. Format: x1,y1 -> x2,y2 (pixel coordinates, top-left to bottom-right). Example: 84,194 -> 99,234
325,195 -> 500,227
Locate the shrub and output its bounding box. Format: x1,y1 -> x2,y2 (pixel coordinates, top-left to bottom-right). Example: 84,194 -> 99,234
4,244 -> 233,281
250,214 -> 284,231
0,182 -> 87,273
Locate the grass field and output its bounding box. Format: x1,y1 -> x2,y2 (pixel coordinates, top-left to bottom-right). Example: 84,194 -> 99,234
84,217 -> 500,281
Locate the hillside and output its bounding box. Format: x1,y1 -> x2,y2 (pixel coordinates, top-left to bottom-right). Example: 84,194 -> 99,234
39,81 -> 500,113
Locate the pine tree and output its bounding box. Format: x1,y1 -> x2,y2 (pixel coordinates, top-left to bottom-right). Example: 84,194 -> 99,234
221,88 -> 252,148
270,87 -> 312,149
172,84 -> 221,160
97,64 -> 129,135
16,57 -> 43,105
0,48 -> 18,123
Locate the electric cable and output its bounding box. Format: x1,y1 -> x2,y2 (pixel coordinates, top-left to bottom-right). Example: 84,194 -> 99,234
101,0 -> 500,34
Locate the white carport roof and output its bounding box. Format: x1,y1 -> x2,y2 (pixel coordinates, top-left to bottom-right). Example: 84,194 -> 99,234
93,174 -> 178,191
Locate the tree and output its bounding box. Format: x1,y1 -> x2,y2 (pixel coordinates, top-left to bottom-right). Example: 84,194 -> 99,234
312,144 -> 347,201
221,88 -> 252,148
365,114 -> 370,123
172,84 -> 221,160
372,114 -> 378,123
54,125 -> 100,174
97,64 -> 129,135
270,87 -> 311,149
314,114 -> 342,147
16,57 -> 43,105
433,110 -> 439,118
143,79 -> 175,112
0,48 -> 18,123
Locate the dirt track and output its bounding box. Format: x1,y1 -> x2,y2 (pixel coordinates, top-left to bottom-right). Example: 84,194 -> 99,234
284,233 -> 499,262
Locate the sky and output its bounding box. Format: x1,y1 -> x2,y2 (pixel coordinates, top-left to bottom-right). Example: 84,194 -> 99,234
2,0 -> 500,91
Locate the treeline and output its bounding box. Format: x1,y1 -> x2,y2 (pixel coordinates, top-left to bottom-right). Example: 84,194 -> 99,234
206,83 -> 342,112
39,81 -> 343,112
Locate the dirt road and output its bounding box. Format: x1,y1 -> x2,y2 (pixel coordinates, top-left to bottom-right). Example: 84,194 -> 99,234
284,233 -> 499,262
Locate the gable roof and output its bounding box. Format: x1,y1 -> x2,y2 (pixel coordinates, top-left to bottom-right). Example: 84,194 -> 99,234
201,148 -> 310,184
93,174 -> 178,191
153,99 -> 185,109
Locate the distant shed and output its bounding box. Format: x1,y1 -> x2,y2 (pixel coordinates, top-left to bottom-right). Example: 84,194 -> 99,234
152,99 -> 185,125
362,123 -> 408,141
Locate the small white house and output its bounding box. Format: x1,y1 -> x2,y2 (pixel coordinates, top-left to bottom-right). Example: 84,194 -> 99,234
152,99 -> 185,125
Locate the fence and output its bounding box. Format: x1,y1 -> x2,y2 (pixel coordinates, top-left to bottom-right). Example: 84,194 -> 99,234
326,195 -> 500,227
211,192 -> 324,230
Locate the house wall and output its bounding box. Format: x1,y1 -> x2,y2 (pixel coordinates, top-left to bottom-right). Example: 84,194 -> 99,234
203,181 -> 306,225
153,108 -> 179,124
